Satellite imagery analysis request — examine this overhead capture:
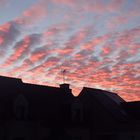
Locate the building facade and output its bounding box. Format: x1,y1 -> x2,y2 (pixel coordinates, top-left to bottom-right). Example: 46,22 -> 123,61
0,76 -> 140,140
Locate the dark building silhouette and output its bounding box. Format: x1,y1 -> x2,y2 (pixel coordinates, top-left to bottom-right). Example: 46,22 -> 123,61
0,75 -> 140,140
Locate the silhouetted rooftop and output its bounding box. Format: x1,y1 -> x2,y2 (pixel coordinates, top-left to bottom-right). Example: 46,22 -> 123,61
0,75 -> 139,127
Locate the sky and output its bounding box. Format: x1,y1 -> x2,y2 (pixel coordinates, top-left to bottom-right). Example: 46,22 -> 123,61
0,0 -> 140,101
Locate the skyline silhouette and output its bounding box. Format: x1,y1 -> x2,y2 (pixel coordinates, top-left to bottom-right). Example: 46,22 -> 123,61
0,75 -> 140,140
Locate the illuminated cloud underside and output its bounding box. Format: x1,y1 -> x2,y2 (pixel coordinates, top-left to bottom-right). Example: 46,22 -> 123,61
0,0 -> 140,101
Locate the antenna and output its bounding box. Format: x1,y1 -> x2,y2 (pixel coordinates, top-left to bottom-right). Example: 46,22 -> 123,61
62,69 -> 67,84
60,57 -> 68,84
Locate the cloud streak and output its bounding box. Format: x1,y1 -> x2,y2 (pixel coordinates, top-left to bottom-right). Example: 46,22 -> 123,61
15,1 -> 47,26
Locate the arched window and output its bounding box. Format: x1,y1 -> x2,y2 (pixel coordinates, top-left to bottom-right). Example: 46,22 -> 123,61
71,99 -> 83,123
14,94 -> 28,120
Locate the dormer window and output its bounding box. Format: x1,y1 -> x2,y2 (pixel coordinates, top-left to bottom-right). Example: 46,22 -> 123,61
71,99 -> 83,123
14,94 -> 28,121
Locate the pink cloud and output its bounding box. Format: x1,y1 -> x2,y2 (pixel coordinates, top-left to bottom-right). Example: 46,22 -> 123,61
77,0 -> 126,14
10,60 -> 31,77
2,36 -> 30,67
43,28 -> 60,39
0,0 -> 139,102
43,57 -> 60,68
0,22 -> 11,32
9,26 -> 138,102
107,16 -> 129,30
0,36 -> 4,45
108,0 -> 126,12
51,0 -> 75,7
0,22 -> 21,59
101,47 -> 111,56
29,51 -> 46,63
15,1 -> 47,26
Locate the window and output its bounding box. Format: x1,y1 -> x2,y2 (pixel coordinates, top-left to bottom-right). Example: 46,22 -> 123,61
62,103 -> 71,121
72,108 -> 83,122
71,100 -> 83,123
14,94 -> 28,121
16,105 -> 26,120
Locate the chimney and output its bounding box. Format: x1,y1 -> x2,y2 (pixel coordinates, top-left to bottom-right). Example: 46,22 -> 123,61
60,83 -> 72,93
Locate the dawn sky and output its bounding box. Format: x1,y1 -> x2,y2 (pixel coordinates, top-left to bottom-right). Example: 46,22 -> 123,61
0,0 -> 140,101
